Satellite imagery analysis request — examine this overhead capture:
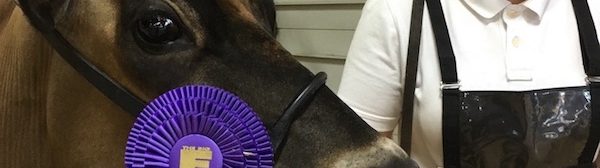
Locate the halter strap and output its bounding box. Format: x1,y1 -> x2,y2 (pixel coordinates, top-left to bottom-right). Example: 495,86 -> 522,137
270,72 -> 327,161
19,0 -> 146,116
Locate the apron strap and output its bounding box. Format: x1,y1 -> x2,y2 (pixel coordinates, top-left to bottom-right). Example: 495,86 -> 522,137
400,0 -> 425,155
441,88 -> 461,168
424,0 -> 461,167
426,0 -> 599,166
583,82 -> 600,166
572,0 -> 600,165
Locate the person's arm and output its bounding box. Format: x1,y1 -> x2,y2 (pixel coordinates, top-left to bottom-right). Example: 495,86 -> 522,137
338,0 -> 408,136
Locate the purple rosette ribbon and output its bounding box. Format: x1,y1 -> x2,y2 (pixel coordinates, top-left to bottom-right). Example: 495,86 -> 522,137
125,85 -> 274,168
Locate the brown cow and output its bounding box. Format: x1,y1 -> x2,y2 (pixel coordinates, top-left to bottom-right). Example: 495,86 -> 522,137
0,0 -> 416,167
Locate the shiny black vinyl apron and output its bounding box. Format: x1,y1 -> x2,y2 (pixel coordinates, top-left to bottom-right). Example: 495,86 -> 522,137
421,0 -> 600,167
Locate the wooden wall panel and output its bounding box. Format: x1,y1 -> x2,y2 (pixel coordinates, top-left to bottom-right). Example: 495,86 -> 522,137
277,29 -> 354,60
275,1 -> 364,91
276,5 -> 363,30
275,0 -> 366,5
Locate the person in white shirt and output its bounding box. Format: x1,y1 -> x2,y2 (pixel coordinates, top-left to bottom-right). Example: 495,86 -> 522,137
338,0 -> 600,167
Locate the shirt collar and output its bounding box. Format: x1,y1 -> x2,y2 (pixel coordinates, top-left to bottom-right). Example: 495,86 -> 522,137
522,0 -> 550,19
463,0 -> 511,19
462,0 -> 549,19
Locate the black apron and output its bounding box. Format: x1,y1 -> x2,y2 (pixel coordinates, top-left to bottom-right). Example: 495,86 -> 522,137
423,0 -> 600,167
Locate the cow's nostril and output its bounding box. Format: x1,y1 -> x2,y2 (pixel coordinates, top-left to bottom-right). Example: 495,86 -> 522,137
332,137 -> 419,168
371,138 -> 419,168
376,153 -> 419,168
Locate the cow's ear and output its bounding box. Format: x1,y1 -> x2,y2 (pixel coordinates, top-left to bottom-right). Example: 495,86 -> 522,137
257,0 -> 277,36
18,0 -> 71,27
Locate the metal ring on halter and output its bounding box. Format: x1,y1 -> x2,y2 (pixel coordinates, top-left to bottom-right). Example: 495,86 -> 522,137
586,76 -> 600,83
440,81 -> 461,90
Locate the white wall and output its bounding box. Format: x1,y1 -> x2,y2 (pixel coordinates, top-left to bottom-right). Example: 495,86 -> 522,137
274,0 -> 365,92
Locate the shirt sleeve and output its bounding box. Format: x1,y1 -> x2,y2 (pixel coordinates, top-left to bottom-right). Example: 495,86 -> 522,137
338,0 -> 405,132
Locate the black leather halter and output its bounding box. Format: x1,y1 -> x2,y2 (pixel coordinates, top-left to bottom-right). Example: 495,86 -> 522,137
18,0 -> 327,160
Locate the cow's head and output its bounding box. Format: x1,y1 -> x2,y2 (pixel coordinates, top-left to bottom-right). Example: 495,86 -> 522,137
18,0 -> 415,167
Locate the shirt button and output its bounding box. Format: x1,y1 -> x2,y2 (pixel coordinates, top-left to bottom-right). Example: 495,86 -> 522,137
512,36 -> 521,48
507,10 -> 520,18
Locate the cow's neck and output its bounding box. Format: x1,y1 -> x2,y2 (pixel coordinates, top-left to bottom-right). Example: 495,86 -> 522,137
41,26 -> 137,167
0,4 -> 137,167
44,47 -> 136,167
0,1 -> 16,34
0,7 -> 50,167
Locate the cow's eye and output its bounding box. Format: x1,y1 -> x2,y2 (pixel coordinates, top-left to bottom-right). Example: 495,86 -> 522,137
136,12 -> 182,44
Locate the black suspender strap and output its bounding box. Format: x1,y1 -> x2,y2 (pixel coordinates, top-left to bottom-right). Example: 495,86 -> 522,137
400,0 -> 425,155
573,0 -> 600,76
425,0 -> 458,84
584,82 -> 600,167
425,0 -> 461,167
572,0 -> 600,166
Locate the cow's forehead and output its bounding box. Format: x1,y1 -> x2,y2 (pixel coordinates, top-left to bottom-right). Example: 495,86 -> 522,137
156,0 -> 261,47
159,0 -> 259,22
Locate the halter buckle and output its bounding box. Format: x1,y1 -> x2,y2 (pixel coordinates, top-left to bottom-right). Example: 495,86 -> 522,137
586,76 -> 600,84
440,81 -> 461,90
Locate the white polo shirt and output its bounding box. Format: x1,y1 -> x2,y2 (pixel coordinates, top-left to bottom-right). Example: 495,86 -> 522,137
338,0 -> 600,167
